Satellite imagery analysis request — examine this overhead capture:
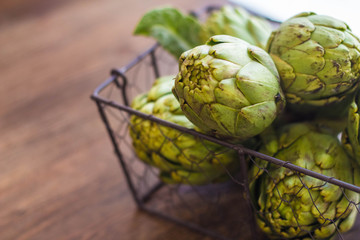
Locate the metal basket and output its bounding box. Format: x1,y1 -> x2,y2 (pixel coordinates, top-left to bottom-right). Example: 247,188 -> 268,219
91,9 -> 360,239
91,43 -> 360,240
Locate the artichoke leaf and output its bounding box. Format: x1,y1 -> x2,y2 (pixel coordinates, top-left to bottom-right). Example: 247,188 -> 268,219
134,7 -> 203,59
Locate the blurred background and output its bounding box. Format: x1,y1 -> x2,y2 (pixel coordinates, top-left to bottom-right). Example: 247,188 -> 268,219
1,0 -> 359,239
231,0 -> 360,35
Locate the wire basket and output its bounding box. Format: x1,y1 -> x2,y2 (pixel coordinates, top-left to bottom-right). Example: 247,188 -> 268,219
91,43 -> 360,240
91,7 -> 360,240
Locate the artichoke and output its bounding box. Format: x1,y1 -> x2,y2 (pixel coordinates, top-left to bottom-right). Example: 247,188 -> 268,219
250,123 -> 359,239
201,5 -> 272,49
172,35 -> 285,140
267,12 -> 360,116
342,91 -> 360,164
129,75 -> 238,185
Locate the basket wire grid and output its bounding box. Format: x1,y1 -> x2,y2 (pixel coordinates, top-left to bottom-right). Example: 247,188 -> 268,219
91,7 -> 360,240
91,43 -> 360,240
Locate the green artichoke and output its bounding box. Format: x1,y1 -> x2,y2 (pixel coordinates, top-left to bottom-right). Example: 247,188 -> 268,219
267,12 -> 360,115
172,35 -> 285,140
129,75 -> 238,185
342,91 -> 360,164
201,5 -> 272,49
250,123 -> 359,239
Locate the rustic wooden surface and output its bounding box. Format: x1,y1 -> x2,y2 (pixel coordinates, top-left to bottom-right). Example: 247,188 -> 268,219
0,0 -> 228,239
4,1 -> 360,240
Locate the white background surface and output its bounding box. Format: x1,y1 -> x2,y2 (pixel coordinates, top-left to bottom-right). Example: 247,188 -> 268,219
230,0 -> 360,35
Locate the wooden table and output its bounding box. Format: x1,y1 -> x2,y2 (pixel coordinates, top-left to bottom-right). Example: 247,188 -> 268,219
0,0 -> 227,239
3,1 -> 360,240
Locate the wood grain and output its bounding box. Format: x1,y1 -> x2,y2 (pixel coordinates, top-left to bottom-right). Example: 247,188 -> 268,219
0,0 -> 227,239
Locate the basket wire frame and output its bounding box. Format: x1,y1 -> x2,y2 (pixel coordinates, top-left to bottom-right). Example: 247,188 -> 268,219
92,41 -> 360,240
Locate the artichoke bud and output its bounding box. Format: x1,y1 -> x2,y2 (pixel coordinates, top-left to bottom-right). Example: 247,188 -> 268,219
201,5 -> 272,49
250,123 -> 359,239
173,35 -> 285,141
267,12 -> 360,117
130,75 -> 238,185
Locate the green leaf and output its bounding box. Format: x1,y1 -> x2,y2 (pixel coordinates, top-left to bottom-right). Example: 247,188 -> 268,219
134,7 -> 203,59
